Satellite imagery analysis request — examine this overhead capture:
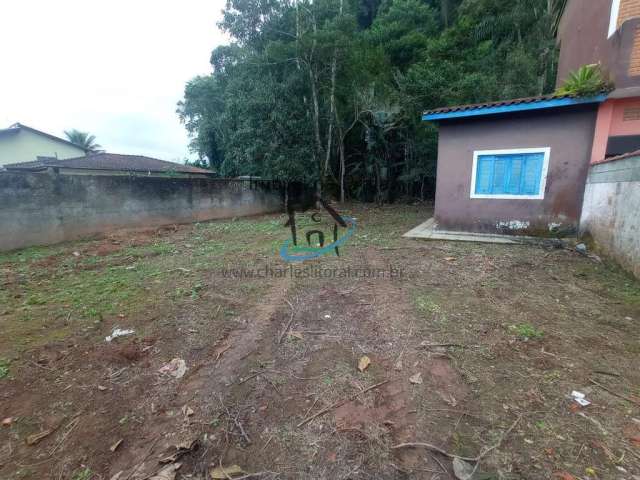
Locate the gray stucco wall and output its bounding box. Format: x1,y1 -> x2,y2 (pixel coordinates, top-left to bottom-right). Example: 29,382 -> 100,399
434,106 -> 598,235
580,155 -> 640,279
0,171 -> 283,251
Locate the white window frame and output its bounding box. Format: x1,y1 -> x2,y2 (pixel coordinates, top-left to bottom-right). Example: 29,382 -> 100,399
609,0 -> 621,38
470,147 -> 551,200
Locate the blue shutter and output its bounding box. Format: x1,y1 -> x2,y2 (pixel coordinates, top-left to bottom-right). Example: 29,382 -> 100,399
474,151 -> 546,196
492,157 -> 508,193
522,153 -> 544,195
475,156 -> 494,194
506,156 -> 524,194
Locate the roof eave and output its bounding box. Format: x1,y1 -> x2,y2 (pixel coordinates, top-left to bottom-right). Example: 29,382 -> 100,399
422,94 -> 608,122
8,123 -> 89,152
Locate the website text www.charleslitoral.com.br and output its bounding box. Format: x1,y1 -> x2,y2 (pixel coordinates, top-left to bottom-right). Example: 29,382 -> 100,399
219,263 -> 405,280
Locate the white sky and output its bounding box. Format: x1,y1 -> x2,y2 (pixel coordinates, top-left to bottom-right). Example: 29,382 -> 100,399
0,0 -> 228,162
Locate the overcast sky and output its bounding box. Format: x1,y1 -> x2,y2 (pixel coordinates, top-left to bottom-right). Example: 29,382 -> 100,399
0,1 -> 228,162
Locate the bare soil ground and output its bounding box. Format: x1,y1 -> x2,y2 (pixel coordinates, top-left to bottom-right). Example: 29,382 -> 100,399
1,203 -> 639,480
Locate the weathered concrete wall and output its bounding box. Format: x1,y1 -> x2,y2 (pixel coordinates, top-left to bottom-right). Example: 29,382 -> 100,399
0,171 -> 283,251
434,105 -> 598,235
580,155 -> 640,278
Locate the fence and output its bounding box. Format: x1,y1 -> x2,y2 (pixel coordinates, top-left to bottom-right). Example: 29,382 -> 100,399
0,170 -> 285,251
580,154 -> 640,279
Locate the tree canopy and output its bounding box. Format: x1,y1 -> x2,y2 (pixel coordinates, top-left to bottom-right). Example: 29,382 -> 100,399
64,129 -> 102,153
178,0 -> 566,202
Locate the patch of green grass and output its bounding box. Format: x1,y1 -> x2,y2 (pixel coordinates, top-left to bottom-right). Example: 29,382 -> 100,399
0,358 -> 9,379
123,241 -> 176,258
71,467 -> 93,480
414,294 -> 441,315
202,216 -> 284,236
0,245 -> 66,266
576,263 -> 640,306
509,323 -> 544,341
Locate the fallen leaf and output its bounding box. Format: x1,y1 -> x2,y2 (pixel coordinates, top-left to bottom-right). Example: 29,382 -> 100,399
158,358 -> 187,379
26,429 -> 53,446
453,457 -> 474,480
553,473 -> 577,480
181,405 -> 194,417
159,437 -> 199,464
109,472 -> 123,480
327,451 -> 337,462
2,417 -> 12,427
409,372 -> 423,384
110,439 -> 123,452
174,437 -> 199,451
358,356 -> 371,372
288,331 -> 304,340
630,436 -> 640,447
150,463 -> 181,480
438,391 -> 458,407
210,464 -> 245,479
444,257 -> 457,261
214,343 -> 232,361
98,385 -> 107,391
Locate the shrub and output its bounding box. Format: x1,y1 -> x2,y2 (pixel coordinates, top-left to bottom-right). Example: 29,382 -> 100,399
555,64 -> 612,96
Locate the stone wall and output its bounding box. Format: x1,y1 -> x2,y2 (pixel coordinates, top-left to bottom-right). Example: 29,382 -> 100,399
0,170 -> 284,251
580,154 -> 640,278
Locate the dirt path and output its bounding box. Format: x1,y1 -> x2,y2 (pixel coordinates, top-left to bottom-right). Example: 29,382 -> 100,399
107,274 -> 293,479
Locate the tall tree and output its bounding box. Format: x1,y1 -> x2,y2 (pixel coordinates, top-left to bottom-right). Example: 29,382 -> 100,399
64,129 -> 102,153
179,0 -> 565,202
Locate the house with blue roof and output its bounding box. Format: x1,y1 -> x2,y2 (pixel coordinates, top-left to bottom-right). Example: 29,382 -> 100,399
410,0 -> 640,240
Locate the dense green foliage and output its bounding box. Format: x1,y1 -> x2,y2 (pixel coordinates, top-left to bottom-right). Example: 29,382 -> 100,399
178,0 -> 566,202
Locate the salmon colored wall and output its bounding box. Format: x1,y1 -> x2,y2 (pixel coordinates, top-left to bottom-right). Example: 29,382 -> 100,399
591,97 -> 640,164
610,97 -> 640,134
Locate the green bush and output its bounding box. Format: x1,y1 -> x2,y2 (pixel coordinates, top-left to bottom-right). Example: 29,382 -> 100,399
555,64 -> 612,96
509,323 -> 544,341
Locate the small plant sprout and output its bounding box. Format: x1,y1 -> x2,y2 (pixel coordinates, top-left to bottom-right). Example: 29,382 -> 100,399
509,323 -> 544,341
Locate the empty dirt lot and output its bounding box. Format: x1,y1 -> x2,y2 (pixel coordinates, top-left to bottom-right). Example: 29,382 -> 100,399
1,204 -> 639,480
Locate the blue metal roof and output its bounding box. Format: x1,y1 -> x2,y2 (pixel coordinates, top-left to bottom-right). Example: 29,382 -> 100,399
422,93 -> 608,121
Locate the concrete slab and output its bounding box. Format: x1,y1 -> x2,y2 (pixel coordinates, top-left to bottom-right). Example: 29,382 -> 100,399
403,218 -> 546,244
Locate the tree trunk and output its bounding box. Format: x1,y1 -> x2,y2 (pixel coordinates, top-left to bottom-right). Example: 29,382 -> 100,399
323,0 -> 343,183
338,126 -> 346,202
324,56 -> 337,181
307,11 -> 324,198
309,66 -> 324,189
375,161 -> 382,205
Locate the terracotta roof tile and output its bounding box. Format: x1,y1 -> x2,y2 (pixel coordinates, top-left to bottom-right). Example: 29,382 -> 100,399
423,93 -> 596,116
5,153 -> 211,174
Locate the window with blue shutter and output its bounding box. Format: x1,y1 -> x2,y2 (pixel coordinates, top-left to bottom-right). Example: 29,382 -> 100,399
473,150 -> 547,197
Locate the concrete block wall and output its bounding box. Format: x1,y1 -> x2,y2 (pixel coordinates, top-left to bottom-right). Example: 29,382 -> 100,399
0,171 -> 284,251
580,155 -> 640,278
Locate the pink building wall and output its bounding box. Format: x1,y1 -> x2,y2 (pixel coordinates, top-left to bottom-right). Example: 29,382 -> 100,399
591,97 -> 640,164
